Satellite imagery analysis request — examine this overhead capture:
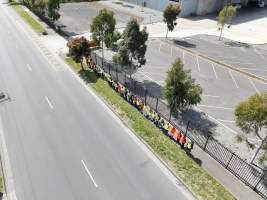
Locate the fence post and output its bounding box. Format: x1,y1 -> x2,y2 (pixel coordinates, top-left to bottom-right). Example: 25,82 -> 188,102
124,72 -> 127,86
185,121 -> 190,137
168,109 -> 172,122
203,136 -> 210,151
226,153 -> 235,169
116,67 -> 118,81
156,98 -> 159,112
254,173 -> 265,191
144,89 -> 147,104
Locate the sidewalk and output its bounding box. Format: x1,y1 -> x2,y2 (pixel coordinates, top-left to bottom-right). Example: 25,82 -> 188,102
98,0 -> 267,45
12,5 -> 265,200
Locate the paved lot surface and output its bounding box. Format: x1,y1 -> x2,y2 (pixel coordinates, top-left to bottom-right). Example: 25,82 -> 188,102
58,2 -> 143,36
176,35 -> 267,80
99,38 -> 267,160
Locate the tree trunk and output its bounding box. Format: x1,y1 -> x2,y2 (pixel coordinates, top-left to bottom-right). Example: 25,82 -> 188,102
250,136 -> 267,164
166,27 -> 169,39
219,26 -> 223,41
101,39 -> 104,68
80,57 -> 84,71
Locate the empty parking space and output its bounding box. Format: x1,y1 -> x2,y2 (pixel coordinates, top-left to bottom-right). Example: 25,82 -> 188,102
134,38 -> 267,137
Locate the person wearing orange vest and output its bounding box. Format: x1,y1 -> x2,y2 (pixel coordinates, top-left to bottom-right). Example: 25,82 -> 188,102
169,126 -> 176,138
180,134 -> 186,149
176,131 -> 182,142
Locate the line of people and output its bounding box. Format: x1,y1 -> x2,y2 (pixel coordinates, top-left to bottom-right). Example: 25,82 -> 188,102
88,58 -> 194,153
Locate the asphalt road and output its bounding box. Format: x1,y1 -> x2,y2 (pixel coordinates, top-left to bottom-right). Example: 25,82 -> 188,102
0,2 -> 193,200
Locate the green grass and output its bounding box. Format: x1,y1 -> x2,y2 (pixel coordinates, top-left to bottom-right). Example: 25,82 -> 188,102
12,4 -> 46,34
65,56 -> 237,200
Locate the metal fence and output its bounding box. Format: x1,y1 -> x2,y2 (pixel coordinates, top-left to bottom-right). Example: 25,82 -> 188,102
91,52 -> 267,199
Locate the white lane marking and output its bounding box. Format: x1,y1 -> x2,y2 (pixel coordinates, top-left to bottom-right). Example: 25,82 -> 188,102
26,64 -> 32,72
158,42 -> 162,52
248,78 -> 260,95
81,160 -> 98,188
211,63 -> 218,79
217,119 -> 235,123
196,55 -> 200,72
182,51 -> 185,64
45,96 -> 53,109
198,104 -> 234,110
202,94 -> 220,98
170,46 -> 173,57
228,70 -> 239,89
253,47 -> 264,59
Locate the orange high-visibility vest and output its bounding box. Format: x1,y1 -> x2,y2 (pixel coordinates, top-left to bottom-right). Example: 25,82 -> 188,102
177,131 -> 181,141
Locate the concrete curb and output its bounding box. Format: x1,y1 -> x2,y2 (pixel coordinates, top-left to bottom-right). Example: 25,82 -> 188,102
161,39 -> 267,84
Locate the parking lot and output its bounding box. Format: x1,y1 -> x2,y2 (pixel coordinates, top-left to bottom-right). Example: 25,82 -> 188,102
58,2 -> 142,36
129,38 -> 267,158
174,35 -> 267,80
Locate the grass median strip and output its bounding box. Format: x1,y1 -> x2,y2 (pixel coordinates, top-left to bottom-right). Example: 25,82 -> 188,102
12,4 -> 46,34
65,56 -> 236,200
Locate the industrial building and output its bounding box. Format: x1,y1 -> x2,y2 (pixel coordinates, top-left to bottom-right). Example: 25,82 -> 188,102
122,0 -> 267,16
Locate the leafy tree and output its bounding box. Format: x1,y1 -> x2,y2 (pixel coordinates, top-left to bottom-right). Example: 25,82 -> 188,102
113,44 -> 130,69
114,18 -> 148,75
217,6 -> 236,40
163,59 -> 202,112
47,0 -> 60,21
90,8 -> 116,66
163,4 -> 181,38
104,30 -> 121,49
67,37 -> 90,70
235,92 -> 267,163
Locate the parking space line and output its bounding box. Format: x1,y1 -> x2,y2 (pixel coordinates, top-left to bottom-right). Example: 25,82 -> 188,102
228,70 -> 239,89
81,160 -> 98,188
45,96 -> 54,109
196,107 -> 238,134
158,42 -> 162,52
137,71 -> 162,85
217,119 -> 235,123
211,63 -> 218,79
241,47 -> 246,52
26,64 -> 32,72
202,94 -> 220,98
196,55 -> 200,72
198,104 -> 233,110
248,78 -> 260,95
253,47 -> 264,59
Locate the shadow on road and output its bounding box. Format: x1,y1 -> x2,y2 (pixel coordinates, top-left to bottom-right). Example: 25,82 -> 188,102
173,40 -> 196,48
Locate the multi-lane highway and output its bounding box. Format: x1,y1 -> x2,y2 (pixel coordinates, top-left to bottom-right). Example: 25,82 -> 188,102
0,1 -> 193,200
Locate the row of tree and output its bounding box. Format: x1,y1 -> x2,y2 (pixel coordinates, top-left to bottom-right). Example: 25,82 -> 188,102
20,0 -> 61,21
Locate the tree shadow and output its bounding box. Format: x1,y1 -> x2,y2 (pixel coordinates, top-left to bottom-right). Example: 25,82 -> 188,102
187,152 -> 202,166
78,69 -> 98,83
132,78 -> 217,137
